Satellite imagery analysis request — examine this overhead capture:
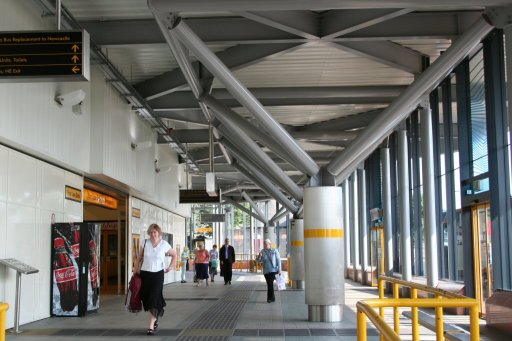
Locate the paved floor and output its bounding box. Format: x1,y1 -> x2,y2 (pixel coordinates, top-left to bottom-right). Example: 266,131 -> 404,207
4,272 -> 510,340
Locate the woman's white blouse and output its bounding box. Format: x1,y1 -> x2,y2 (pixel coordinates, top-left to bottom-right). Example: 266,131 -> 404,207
140,239 -> 172,272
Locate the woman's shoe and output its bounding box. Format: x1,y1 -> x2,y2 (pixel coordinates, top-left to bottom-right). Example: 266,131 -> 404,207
154,320 -> 158,330
146,329 -> 154,336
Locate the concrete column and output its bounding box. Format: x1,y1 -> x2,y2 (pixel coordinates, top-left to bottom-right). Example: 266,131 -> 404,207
357,167 -> 368,285
381,148 -> 394,276
343,180 -> 351,274
350,172 -> 360,281
304,187 -> 344,322
290,219 -> 305,289
420,106 -> 439,287
398,130 -> 412,281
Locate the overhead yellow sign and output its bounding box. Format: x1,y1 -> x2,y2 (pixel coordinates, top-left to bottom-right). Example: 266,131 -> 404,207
197,226 -> 213,233
83,188 -> 118,209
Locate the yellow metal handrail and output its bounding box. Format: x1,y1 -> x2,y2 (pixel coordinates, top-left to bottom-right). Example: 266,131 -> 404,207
356,276 -> 480,341
0,302 -> 8,341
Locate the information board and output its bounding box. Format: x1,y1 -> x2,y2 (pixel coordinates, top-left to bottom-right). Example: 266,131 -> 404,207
0,30 -> 90,81
180,189 -> 221,203
200,214 -> 225,223
0,258 -> 38,274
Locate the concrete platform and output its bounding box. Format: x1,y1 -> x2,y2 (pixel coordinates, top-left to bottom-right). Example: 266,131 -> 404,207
3,272 -> 509,341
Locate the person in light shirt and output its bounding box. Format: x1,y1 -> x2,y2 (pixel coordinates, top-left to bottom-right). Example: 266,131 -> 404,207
135,224 -> 176,336
180,246 -> 189,283
258,239 -> 281,303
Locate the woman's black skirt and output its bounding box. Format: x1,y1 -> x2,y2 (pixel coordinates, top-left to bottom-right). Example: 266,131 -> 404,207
195,263 -> 209,280
140,270 -> 166,318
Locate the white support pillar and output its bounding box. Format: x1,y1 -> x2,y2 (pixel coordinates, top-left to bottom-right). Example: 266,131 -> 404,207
357,167 -> 368,285
398,130 -> 412,281
290,219 -> 305,289
349,172 -> 359,281
420,106 -> 439,287
304,187 -> 344,322
381,148 -> 394,276
343,180 -> 351,274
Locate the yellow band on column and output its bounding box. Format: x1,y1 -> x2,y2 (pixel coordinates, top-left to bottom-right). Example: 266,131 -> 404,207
291,241 -> 304,246
304,228 -> 344,238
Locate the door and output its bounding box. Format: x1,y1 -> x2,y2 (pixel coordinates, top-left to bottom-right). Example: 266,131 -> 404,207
471,203 -> 493,316
370,225 -> 384,287
100,229 -> 119,293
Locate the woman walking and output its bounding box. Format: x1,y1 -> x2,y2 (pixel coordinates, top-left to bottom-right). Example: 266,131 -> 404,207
258,239 -> 281,303
194,243 -> 210,286
135,224 -> 176,336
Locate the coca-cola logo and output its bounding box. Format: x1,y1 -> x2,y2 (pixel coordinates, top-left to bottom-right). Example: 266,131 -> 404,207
90,266 -> 98,281
55,266 -> 77,283
70,244 -> 80,258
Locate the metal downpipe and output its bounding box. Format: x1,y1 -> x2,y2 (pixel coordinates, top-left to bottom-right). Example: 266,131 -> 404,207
328,17 -> 493,183
168,18 -> 319,176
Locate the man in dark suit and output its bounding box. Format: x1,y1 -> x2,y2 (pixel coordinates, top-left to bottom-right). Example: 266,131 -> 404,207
219,238 -> 235,285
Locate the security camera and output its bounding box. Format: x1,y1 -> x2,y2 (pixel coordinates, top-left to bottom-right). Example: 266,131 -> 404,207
55,89 -> 86,106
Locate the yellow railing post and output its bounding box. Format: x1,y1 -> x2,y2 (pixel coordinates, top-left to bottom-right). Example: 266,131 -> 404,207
378,278 -> 385,341
411,288 -> 419,341
0,302 -> 9,341
469,304 -> 480,341
435,294 -> 444,341
393,282 -> 400,334
357,308 -> 368,341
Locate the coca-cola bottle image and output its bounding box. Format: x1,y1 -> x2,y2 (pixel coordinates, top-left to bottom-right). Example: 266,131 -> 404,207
89,238 -> 99,306
70,225 -> 80,263
54,237 -> 79,311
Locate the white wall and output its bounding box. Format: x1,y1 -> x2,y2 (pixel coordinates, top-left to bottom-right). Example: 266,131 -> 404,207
0,145 -> 83,329
129,197 -> 186,284
0,0 -> 190,327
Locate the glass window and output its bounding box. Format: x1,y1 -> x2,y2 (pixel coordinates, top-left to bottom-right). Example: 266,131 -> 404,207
469,49 -> 489,176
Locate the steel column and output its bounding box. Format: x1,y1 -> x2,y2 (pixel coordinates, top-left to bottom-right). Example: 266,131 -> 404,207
350,172 -> 360,280
290,219 -> 305,289
343,179 -> 351,272
398,130 -> 412,281
420,106 -> 439,287
304,187 -> 344,322
328,17 -> 493,183
381,148 -> 394,276
357,167 -> 369,285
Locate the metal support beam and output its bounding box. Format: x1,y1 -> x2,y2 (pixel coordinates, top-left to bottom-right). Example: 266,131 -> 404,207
381,148 -> 394,276
230,160 -> 299,213
327,17 -> 493,183
202,95 -> 306,173
168,18 -> 320,176
357,167 -> 369,285
211,106 -> 304,201
149,0 -> 512,12
270,206 -> 288,224
241,191 -> 268,224
224,198 -> 266,224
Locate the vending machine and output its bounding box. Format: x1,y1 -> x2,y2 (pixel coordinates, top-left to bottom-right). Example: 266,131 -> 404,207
51,223 -> 100,316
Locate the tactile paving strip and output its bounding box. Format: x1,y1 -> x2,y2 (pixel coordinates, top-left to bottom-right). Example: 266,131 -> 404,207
175,283 -> 256,341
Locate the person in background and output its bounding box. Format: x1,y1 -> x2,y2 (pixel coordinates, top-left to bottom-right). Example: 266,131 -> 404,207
180,246 -> 189,283
219,238 -> 236,285
258,239 -> 281,303
209,244 -> 219,283
135,223 -> 176,336
194,243 -> 210,287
